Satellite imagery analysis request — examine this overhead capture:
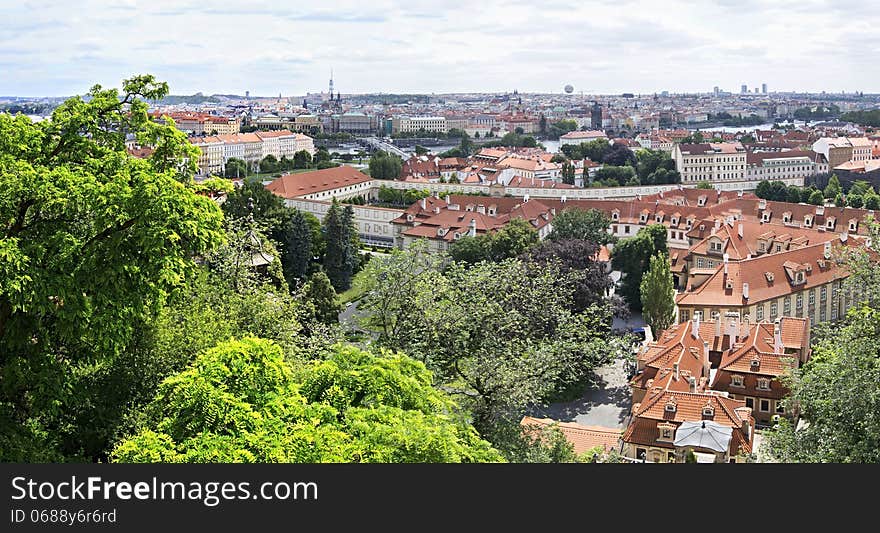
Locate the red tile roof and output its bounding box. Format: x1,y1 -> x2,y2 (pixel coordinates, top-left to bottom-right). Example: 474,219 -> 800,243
520,417 -> 622,455
266,166 -> 371,198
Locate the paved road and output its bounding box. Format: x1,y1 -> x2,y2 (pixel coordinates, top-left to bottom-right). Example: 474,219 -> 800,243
530,356 -> 632,429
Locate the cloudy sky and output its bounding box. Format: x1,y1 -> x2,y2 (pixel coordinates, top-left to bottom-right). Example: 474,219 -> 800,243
2,0 -> 878,96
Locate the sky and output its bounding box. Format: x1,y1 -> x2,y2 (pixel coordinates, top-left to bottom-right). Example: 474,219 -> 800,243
2,0 -> 879,97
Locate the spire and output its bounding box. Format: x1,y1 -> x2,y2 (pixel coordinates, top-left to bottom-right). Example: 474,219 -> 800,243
329,68 -> 334,95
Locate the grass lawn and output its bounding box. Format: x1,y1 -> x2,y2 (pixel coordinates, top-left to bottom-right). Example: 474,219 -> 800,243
337,268 -> 373,306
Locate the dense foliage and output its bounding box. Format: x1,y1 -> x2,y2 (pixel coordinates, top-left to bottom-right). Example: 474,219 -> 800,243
113,338 -> 502,463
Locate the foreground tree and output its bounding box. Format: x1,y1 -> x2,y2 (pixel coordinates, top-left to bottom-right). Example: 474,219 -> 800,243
764,305 -> 880,463
522,239 -> 611,312
112,338 -> 502,463
361,251 -> 622,441
221,179 -> 286,230
640,252 -> 676,334
0,75 -> 225,460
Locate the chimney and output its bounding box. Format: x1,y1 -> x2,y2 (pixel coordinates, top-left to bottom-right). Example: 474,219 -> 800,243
468,218 -> 477,237
702,340 -> 710,377
734,407 -> 753,440
737,223 -> 744,239
673,362 -> 680,381
714,219 -> 721,231
714,318 -> 721,339
420,198 -> 427,210
774,319 -> 783,353
742,282 -> 749,300
445,194 -> 451,204
688,376 -> 697,393
692,314 -> 701,339
727,315 -> 738,341
723,253 -> 729,275
743,313 -> 750,339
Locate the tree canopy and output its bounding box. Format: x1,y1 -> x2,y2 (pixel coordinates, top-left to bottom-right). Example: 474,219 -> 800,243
547,208 -> 616,246
0,75 -> 225,460
112,338 -> 502,463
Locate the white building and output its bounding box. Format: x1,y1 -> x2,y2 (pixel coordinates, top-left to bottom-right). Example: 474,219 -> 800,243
673,142 -> 747,183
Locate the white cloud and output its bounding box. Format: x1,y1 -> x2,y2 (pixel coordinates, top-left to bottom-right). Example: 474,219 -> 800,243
0,0 -> 875,95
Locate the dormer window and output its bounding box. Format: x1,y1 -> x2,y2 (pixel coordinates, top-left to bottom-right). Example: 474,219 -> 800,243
453,232 -> 461,240
826,217 -> 835,229
710,240 -> 723,252
698,195 -> 707,206
795,271 -> 805,284
750,357 -> 760,370
849,220 -> 858,232
406,214 -> 415,222
640,211 -> 649,223
783,212 -> 792,223
757,378 -> 771,390
731,375 -> 744,387
762,211 -> 771,222
702,403 -> 715,417
658,423 -> 676,441
765,272 -> 775,282
656,214 -> 663,223
611,210 -> 620,221
804,215 -> 813,227
664,398 -> 677,413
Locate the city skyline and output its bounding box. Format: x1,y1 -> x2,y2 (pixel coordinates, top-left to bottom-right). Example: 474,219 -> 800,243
2,0 -> 879,97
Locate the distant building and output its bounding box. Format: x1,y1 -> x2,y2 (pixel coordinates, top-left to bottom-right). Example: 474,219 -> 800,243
559,130 -> 608,147
672,142 -> 747,183
811,136 -> 872,168
741,85 -> 748,94
391,116 -> 448,134
762,83 -> 768,94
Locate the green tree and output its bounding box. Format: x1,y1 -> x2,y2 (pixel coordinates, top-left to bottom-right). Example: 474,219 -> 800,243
221,179 -> 286,230
225,157 -> 248,178
448,219 -> 538,264
808,189 -> 825,205
561,161 -> 576,185
764,305 -> 880,463
414,145 -> 428,156
864,193 -> 880,210
322,199 -> 359,291
0,74 -> 225,461
301,271 -> 340,324
111,338 -> 502,462
696,181 -> 714,190
293,149 -> 312,169
611,224 -> 668,310
548,208 -> 616,245
259,154 -> 279,174
640,252 -> 676,335
824,174 -> 842,199
360,252 -> 623,442
368,150 -> 403,180
273,208 -> 320,286
848,194 -> 864,208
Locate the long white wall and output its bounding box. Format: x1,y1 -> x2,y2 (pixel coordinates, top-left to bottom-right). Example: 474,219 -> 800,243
285,197 -> 404,248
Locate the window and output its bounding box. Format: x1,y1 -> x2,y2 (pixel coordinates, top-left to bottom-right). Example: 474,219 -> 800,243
757,378 -> 771,390
796,293 -> 803,309
667,452 -> 676,463
745,397 -> 754,409
775,400 -> 785,414
636,448 -> 647,461
756,304 -> 764,321
776,244 -> 782,252
770,301 -> 778,319
820,307 -> 827,322
784,297 -> 791,315
661,428 -> 673,439
731,375 -> 744,387
680,310 -> 690,322
624,226 -> 631,234
821,286 -> 827,302
759,399 -> 770,412
697,258 -> 705,268
809,290 -> 815,307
